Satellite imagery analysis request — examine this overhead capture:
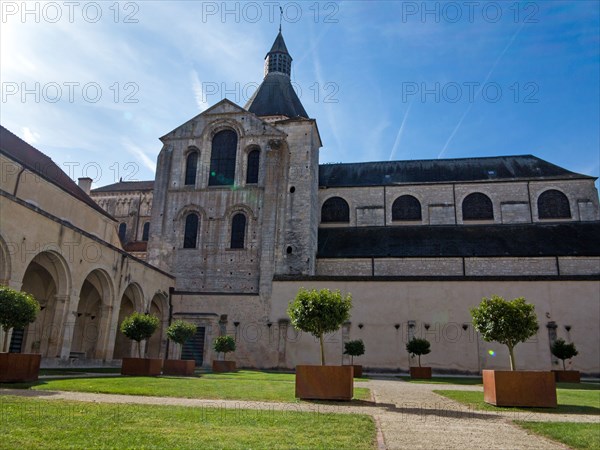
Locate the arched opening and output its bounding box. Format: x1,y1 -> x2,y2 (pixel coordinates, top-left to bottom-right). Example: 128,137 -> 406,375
112,284 -> 142,359
183,213 -> 199,249
321,197 -> 350,223
462,192 -> 494,221
18,251 -> 70,357
184,150 -> 199,186
142,222 -> 150,241
145,294 -> 168,359
392,195 -> 422,221
209,130 -> 238,186
118,223 -> 127,242
538,189 -> 571,219
246,149 -> 260,184
0,234 -> 11,285
72,270 -> 112,359
230,213 -> 246,249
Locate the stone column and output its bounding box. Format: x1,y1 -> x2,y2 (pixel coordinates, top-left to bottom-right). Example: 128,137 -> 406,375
45,294 -> 71,358
277,319 -> 289,368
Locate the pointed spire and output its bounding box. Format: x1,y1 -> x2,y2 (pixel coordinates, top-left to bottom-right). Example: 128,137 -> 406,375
264,30 -> 292,77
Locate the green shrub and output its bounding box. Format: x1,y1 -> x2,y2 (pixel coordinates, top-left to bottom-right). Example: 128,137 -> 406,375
213,335 -> 236,360
120,312 -> 160,358
551,338 -> 578,370
166,320 -> 197,360
470,295 -> 539,370
406,338 -> 431,367
288,288 -> 352,365
344,339 -> 365,365
0,286 -> 40,352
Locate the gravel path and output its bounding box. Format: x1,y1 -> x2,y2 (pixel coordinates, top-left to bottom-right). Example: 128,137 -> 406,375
2,377 -> 598,449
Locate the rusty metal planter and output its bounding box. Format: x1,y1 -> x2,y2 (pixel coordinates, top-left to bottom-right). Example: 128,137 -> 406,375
163,359 -> 196,376
352,365 -> 363,378
552,370 -> 580,383
121,357 -> 163,376
410,367 -> 432,379
212,360 -> 236,373
483,370 -> 557,408
295,365 -> 354,401
0,353 -> 41,382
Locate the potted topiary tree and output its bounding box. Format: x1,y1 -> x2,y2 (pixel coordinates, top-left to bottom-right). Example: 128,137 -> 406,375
288,287 -> 353,400
0,286 -> 41,382
120,312 -> 162,376
344,339 -> 365,378
406,337 -> 432,379
471,295 -> 556,407
164,320 -> 197,376
212,335 -> 236,372
551,338 -> 580,383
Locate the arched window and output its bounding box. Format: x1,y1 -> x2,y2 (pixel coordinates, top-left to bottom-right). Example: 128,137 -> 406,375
183,213 -> 199,249
462,193 -> 494,221
209,130 -> 237,186
230,213 -> 246,249
538,190 -> 571,219
246,149 -> 260,184
141,222 -> 150,241
184,151 -> 199,186
118,223 -> 127,241
321,197 -> 350,223
392,195 -> 422,221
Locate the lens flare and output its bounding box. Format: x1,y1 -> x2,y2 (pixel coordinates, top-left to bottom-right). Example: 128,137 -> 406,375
488,350 -> 495,356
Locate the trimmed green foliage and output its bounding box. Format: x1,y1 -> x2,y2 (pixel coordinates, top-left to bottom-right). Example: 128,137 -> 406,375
344,339 -> 365,365
0,285 -> 40,352
515,421 -> 599,449
120,312 -> 160,358
470,295 -> 539,370
0,395 -> 376,449
551,338 -> 579,371
406,338 -> 431,367
166,320 -> 196,359
1,370 -> 371,403
288,288 -> 352,365
213,335 -> 236,360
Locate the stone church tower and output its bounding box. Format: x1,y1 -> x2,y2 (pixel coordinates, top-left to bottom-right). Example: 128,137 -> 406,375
147,30 -> 321,298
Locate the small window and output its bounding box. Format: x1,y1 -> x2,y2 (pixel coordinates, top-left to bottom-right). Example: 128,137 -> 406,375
246,149 -> 260,184
141,222 -> 150,241
183,213 -> 199,249
392,195 -> 422,221
185,151 -> 198,186
538,190 -> 571,219
209,130 -> 237,186
462,193 -> 494,221
118,223 -> 127,241
321,197 -> 350,223
230,213 -> 246,249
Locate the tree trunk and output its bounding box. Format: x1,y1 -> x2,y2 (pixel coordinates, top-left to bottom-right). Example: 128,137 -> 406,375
508,345 -> 516,371
351,355 -> 354,365
3,329 -> 9,353
319,334 -> 325,366
138,341 -> 142,359
418,354 -> 421,367
562,359 -> 566,371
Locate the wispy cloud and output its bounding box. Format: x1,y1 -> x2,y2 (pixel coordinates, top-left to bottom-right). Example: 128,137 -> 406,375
191,70 -> 210,112
388,102 -> 413,161
122,139 -> 156,174
22,126 -> 40,144
438,22 -> 526,159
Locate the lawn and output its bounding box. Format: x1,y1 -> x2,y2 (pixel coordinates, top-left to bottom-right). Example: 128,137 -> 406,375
1,370 -> 371,403
434,383 -> 600,415
514,421 -> 600,450
0,395 -> 376,449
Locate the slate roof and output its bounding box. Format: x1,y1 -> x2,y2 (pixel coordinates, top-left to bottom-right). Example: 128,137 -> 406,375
268,31 -> 290,55
317,222 -> 600,258
92,180 -> 155,193
319,155 -> 594,187
0,125 -> 114,219
245,73 -> 309,119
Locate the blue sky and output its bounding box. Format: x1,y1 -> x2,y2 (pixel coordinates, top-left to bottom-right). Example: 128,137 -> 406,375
1,1 -> 599,188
